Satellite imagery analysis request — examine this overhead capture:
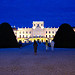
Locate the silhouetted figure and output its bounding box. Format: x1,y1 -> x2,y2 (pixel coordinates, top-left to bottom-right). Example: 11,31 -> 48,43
19,40 -> 22,48
33,40 -> 38,55
53,23 -> 75,48
51,41 -> 55,51
45,40 -> 48,51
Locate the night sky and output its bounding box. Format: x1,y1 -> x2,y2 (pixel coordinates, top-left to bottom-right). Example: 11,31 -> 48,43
0,0 -> 75,28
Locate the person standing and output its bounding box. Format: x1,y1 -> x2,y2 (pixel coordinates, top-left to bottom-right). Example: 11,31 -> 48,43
45,40 -> 48,52
51,41 -> 55,51
19,40 -> 22,48
33,40 -> 38,55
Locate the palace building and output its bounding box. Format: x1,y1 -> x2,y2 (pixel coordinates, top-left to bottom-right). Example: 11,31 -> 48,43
13,21 -> 75,43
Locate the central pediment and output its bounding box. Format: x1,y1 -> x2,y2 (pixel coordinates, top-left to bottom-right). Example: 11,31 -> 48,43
35,26 -> 42,31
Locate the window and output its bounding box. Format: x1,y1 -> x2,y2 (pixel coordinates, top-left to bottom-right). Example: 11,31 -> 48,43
49,35 -> 51,38
34,24 -> 35,26
19,32 -> 21,34
26,32 -> 28,34
41,39 -> 43,42
53,35 -> 54,38
30,31 -> 31,34
41,24 -> 43,26
37,24 -> 39,27
23,31 -> 24,34
46,31 -> 47,33
49,31 -> 50,33
52,35 -> 54,38
52,31 -> 54,33
46,35 -> 47,38
20,35 -> 21,38
23,35 -> 24,38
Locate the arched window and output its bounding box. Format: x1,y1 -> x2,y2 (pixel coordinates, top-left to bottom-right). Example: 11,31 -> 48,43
20,35 -> 21,38
46,35 -> 47,38
30,31 -> 31,34
49,31 -> 50,33
41,39 -> 43,42
52,31 -> 54,33
23,31 -> 24,34
23,35 -> 24,38
49,35 -> 51,38
46,31 -> 47,33
37,24 -> 39,27
26,32 -> 28,34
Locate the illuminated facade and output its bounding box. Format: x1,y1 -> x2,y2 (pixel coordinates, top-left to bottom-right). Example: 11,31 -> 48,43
13,21 -> 75,43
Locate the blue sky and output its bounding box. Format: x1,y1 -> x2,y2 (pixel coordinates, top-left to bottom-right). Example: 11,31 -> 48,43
0,0 -> 75,27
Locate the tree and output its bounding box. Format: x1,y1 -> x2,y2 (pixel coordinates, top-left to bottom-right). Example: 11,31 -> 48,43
0,22 -> 21,48
53,23 -> 75,48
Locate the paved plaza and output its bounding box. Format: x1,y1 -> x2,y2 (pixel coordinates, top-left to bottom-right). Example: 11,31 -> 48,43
0,43 -> 75,75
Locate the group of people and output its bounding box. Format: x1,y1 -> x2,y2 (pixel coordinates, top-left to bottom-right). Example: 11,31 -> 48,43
33,40 -> 55,55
